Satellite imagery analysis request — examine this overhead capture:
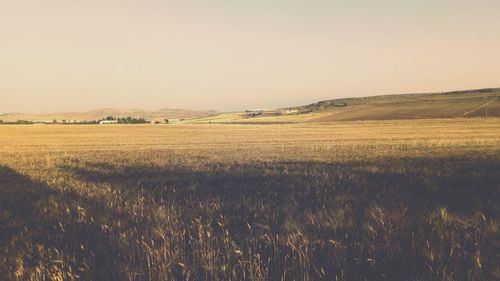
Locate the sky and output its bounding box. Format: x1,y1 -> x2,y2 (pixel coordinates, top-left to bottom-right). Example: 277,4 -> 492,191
1,0 -> 499,113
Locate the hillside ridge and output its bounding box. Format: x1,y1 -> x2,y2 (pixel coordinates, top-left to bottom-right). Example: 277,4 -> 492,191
291,88 -> 500,122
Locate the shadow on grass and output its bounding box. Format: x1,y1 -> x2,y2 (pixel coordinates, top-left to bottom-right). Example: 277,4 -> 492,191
0,166 -> 121,280
1,155 -> 498,280
62,156 -> 500,217
58,156 -> 499,280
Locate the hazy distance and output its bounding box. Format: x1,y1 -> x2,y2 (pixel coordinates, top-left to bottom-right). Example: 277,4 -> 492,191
1,0 -> 499,113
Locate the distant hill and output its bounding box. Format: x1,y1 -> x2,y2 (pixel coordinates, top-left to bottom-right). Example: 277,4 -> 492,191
289,88 -> 500,122
0,108 -> 218,122
189,88 -> 500,124
3,88 -> 499,123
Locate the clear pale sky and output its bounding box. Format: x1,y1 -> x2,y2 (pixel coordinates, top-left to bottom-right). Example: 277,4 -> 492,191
1,0 -> 499,113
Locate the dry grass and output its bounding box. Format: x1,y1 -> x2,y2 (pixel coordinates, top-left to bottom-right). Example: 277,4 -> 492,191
307,89 -> 500,122
185,111 -> 328,124
190,89 -> 500,124
1,118 -> 499,280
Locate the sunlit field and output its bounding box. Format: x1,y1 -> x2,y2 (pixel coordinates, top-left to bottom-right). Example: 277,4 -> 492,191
1,119 -> 499,281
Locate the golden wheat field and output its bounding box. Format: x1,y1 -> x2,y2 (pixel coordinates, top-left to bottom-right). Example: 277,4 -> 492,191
1,119 -> 499,281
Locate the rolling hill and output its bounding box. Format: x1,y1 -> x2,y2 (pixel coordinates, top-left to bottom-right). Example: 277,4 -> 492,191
0,108 -> 218,122
2,88 -> 499,124
189,88 -> 500,124
296,88 -> 500,122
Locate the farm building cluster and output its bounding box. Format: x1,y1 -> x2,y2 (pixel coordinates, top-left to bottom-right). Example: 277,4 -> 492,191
244,109 -> 299,117
0,118 -> 184,125
30,120 -> 83,124
98,118 -> 182,125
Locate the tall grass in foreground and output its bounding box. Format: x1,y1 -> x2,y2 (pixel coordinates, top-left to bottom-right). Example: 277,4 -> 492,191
0,121 -> 499,280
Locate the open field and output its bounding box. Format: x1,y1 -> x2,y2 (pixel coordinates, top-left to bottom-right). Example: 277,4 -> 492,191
1,119 -> 499,280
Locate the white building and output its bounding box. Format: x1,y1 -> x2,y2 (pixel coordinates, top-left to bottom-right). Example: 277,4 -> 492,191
99,120 -> 118,124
